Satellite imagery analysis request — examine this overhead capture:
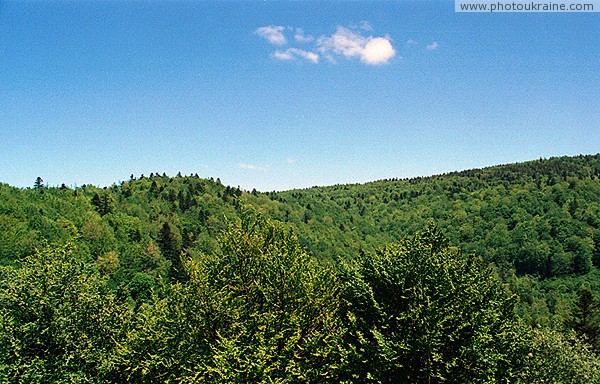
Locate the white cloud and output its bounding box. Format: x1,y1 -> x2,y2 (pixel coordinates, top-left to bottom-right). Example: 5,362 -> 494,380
239,163 -> 258,170
359,20 -> 373,31
317,26 -> 396,65
240,163 -> 269,172
273,48 -> 319,63
295,49 -> 319,64
426,41 -> 439,51
361,37 -> 396,65
406,39 -> 419,45
272,50 -> 294,61
318,27 -> 364,58
256,23 -> 396,66
294,28 -> 313,43
255,25 -> 287,45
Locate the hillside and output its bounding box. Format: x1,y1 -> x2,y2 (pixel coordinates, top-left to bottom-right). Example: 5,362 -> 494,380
1,154 -> 600,382
266,154 -> 600,278
3,155 -> 599,277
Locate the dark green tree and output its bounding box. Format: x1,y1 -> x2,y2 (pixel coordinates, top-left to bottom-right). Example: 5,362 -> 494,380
91,192 -> 113,216
157,221 -> 185,283
33,176 -> 44,191
91,192 -> 102,212
341,222 -> 526,383
568,286 -> 600,352
567,236 -> 594,275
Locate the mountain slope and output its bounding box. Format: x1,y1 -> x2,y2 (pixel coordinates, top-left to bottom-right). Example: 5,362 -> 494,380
1,154 -> 600,381
263,154 -> 600,279
2,154 -> 599,282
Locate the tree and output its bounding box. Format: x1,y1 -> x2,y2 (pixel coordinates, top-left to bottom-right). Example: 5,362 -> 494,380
519,328 -> 600,384
116,210 -> 346,382
0,243 -> 132,382
341,222 -> 527,383
33,176 -> 44,191
91,192 -> 113,216
92,192 -> 102,212
568,286 -> 600,353
567,236 -> 594,275
157,221 -> 185,283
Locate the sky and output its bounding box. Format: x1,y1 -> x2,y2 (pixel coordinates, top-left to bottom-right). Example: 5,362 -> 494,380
1,0 -> 598,191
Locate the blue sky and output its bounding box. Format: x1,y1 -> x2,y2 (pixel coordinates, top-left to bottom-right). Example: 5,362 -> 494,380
1,0 -> 598,191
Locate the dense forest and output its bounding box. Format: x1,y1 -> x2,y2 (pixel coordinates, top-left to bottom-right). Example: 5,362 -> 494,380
1,154 -> 600,382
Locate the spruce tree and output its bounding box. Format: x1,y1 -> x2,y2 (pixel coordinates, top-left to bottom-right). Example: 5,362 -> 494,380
569,286 -> 600,353
33,176 -> 44,191
158,222 -> 185,283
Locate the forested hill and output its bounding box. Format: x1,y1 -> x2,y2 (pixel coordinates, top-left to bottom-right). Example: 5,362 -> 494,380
1,154 -> 600,382
266,154 -> 600,278
2,154 -> 600,280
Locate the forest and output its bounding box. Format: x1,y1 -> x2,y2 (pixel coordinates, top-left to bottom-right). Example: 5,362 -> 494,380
1,154 -> 600,383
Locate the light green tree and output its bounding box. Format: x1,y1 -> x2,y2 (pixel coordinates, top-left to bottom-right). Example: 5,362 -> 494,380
0,242 -> 132,383
519,328 -> 600,384
115,209 -> 347,383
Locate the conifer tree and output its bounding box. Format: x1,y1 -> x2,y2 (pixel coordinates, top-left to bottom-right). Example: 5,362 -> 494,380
158,221 -> 185,283
33,176 -> 44,191
569,286 -> 600,352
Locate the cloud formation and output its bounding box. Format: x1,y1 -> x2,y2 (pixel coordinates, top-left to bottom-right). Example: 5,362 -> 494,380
255,25 -> 287,45
361,37 -> 396,65
239,163 -> 268,172
426,41 -> 439,51
255,24 -> 396,66
273,48 -> 319,64
294,28 -> 313,43
317,27 -> 396,65
239,163 -> 258,170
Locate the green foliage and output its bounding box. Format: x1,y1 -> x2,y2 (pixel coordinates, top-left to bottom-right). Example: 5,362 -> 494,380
112,210 -> 346,382
0,243 -> 132,383
518,328 -> 600,384
91,192 -> 113,217
1,156 -> 600,381
157,221 -> 186,283
341,222 -> 527,383
268,154 -> 600,279
511,269 -> 600,329
568,286 -> 600,352
0,214 -> 37,264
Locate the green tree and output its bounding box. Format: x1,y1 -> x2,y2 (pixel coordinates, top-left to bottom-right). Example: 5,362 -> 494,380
33,177 -> 44,191
91,192 -> 113,216
0,243 -> 132,382
568,286 -> 600,352
0,215 -> 38,263
157,221 -> 186,283
116,210 -> 346,382
519,328 -> 600,384
341,222 -> 527,383
79,213 -> 116,259
567,236 -> 594,275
